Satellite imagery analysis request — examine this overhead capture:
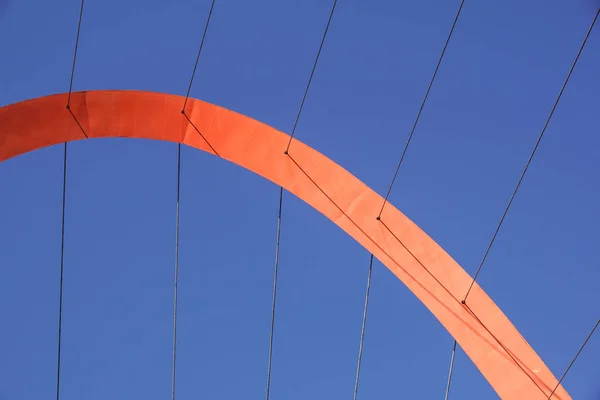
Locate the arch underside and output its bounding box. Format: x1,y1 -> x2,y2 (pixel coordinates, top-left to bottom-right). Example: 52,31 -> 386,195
0,90 -> 569,400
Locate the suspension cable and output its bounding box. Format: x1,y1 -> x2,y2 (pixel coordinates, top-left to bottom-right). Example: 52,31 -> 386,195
171,3 -> 218,397
284,0 -> 339,154
171,144 -> 182,400
366,2 -> 466,394
56,1 -> 86,399
66,0 -> 85,108
265,187 -> 283,400
171,2 -> 218,397
65,0 -> 88,138
352,254 -> 374,400
548,319 -> 599,399
462,8 -> 599,303
443,340 -> 457,400
182,0 -> 217,113
55,143 -> 68,400
265,2 -> 341,395
377,0 -> 465,219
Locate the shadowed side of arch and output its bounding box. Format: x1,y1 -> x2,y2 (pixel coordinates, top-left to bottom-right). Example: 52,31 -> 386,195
0,90 -> 569,400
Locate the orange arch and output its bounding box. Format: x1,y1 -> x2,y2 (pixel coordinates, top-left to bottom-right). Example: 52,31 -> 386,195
0,90 -> 568,399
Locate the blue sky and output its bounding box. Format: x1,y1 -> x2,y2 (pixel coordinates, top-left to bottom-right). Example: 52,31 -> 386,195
0,0 -> 599,398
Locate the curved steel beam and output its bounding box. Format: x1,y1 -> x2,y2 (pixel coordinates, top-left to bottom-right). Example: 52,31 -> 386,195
0,90 -> 569,399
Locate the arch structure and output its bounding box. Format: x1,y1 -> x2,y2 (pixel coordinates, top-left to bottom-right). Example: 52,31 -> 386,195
0,90 -> 569,399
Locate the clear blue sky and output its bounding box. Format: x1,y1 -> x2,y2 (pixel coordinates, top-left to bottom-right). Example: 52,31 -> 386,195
0,0 -> 599,398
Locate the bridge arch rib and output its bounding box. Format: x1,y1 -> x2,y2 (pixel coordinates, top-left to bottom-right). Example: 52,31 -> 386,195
0,90 -> 569,400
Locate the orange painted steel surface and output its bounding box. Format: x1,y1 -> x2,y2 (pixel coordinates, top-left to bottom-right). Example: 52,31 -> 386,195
0,91 -> 569,399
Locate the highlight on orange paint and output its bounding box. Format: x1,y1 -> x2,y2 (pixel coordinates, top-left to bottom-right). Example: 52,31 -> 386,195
0,90 -> 570,400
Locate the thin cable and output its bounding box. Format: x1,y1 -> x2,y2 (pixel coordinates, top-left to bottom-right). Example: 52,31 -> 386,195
377,0 -> 465,219
57,1 -> 86,396
171,144 -> 182,400
266,3 -> 340,392
173,3 -> 217,395
444,340 -> 457,400
55,143 -> 68,400
182,0 -> 217,112
265,187 -> 283,400
174,4 -> 218,385
548,319 -> 599,399
463,8 -> 599,303
352,254 -> 374,400
174,2 -> 218,387
285,0 -> 339,154
66,0 -> 85,108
